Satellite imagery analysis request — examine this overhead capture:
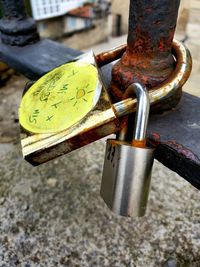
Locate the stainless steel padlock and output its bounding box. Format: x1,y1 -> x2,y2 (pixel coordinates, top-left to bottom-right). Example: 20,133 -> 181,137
100,83 -> 155,217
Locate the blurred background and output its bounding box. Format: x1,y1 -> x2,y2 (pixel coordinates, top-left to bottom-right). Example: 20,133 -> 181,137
0,1 -> 200,266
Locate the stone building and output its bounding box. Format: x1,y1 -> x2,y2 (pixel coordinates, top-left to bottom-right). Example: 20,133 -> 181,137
26,0 -> 112,50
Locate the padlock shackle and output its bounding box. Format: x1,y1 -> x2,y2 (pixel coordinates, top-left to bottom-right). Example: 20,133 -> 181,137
124,83 -> 150,145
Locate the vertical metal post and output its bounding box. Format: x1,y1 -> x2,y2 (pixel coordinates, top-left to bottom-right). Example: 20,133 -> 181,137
0,0 -> 39,46
110,0 -> 181,110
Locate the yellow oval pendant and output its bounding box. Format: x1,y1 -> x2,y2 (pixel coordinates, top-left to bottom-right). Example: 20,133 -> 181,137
19,61 -> 100,134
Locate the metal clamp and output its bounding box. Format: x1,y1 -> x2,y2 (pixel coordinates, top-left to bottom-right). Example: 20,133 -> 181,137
112,39 -> 192,117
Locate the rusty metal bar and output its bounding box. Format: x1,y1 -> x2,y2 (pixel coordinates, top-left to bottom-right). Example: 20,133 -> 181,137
110,0 -> 181,109
147,133 -> 200,190
0,0 -> 40,46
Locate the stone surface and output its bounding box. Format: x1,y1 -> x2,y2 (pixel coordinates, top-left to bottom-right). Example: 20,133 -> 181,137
0,74 -> 200,266
0,141 -> 200,267
0,75 -> 28,145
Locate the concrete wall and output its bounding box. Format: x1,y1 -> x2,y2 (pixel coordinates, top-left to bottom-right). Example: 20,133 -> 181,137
176,0 -> 200,42
37,18 -> 63,39
111,0 -> 129,35
62,16 -> 112,50
187,0 -> 200,44
176,0 -> 191,38
36,14 -> 111,50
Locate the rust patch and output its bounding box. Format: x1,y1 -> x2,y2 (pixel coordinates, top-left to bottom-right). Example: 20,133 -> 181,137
132,140 -> 146,148
110,0 -> 181,112
147,133 -> 200,164
95,44 -> 126,68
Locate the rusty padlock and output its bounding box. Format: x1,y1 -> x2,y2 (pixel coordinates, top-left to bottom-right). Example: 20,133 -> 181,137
100,83 -> 155,217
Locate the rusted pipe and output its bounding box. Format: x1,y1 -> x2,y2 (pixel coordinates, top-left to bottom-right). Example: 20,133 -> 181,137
95,40 -> 192,110
110,0 -> 181,110
113,40 -> 192,117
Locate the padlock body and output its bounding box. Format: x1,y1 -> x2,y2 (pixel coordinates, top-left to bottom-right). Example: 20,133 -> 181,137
100,139 -> 154,217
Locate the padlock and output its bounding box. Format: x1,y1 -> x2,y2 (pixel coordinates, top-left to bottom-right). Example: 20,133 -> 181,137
19,41 -> 191,166
100,83 -> 155,217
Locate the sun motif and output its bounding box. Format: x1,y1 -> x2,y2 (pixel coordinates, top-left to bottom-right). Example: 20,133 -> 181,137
68,85 -> 94,108
19,61 -> 101,134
